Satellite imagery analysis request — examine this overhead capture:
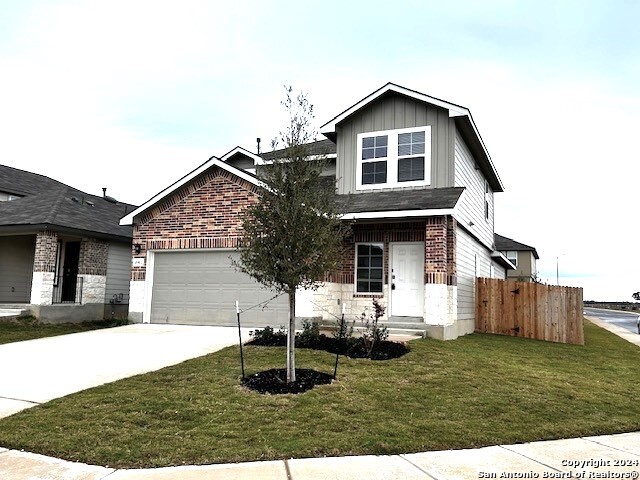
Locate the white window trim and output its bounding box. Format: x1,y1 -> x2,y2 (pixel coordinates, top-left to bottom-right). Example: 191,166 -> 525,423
505,251 -> 518,268
356,126 -> 431,191
354,242 -> 385,294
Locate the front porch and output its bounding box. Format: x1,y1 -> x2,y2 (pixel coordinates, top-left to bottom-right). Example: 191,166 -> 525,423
296,216 -> 461,339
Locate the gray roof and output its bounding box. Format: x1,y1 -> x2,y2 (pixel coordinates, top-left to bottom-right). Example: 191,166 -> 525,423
335,187 -> 464,214
261,139 -> 336,161
0,165 -> 135,240
494,233 -> 539,259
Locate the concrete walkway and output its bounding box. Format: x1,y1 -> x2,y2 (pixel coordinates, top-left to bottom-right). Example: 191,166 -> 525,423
1,432 -> 640,479
0,324 -> 251,418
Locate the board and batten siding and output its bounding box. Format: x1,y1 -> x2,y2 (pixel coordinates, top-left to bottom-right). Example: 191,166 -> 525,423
456,226 -> 493,326
336,92 -> 455,195
105,241 -> 132,304
0,235 -> 36,303
454,128 -> 495,249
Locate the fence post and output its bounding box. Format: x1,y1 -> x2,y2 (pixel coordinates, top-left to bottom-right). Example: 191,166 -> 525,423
333,302 -> 346,380
236,300 -> 245,380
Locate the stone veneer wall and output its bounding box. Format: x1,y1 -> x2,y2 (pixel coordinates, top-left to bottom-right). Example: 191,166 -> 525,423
78,238 -> 109,304
30,231 -> 58,305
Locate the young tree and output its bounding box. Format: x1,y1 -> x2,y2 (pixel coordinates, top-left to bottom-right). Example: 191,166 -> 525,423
236,86 -> 347,383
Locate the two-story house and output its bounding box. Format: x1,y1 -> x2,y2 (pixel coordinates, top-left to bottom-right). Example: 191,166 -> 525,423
121,83 -> 511,339
495,233 -> 539,282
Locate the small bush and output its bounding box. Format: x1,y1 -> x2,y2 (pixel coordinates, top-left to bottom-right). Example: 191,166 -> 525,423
249,326 -> 287,346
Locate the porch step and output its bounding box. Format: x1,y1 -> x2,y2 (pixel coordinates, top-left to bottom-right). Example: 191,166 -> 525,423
319,319 -> 428,339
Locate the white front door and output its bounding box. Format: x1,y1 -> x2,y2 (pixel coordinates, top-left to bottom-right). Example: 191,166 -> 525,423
390,242 -> 424,317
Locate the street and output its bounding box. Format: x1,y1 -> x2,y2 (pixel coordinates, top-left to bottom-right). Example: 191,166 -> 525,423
584,307 -> 640,335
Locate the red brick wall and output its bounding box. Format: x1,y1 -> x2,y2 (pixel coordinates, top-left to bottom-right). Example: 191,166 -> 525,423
78,238 -> 109,276
131,167 -> 260,280
330,217 -> 456,287
33,230 -> 58,273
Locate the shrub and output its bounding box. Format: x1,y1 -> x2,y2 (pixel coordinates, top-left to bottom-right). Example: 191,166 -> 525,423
249,326 -> 287,346
359,298 -> 389,356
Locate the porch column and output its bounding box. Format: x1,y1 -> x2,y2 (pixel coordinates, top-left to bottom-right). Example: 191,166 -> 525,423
424,216 -> 458,339
30,230 -> 58,305
78,238 -> 109,304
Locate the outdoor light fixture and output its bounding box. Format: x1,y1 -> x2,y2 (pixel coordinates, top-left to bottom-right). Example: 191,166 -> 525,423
134,244 -> 141,254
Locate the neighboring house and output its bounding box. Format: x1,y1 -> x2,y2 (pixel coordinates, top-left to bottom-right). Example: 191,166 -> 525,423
495,233 -> 539,282
0,165 -> 135,322
121,83 -> 513,339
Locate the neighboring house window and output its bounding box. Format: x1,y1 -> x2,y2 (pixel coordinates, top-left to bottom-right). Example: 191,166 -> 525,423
505,251 -> 518,267
356,243 -> 384,293
356,126 -> 431,190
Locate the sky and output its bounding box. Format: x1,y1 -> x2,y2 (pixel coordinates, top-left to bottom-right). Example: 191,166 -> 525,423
0,0 -> 638,301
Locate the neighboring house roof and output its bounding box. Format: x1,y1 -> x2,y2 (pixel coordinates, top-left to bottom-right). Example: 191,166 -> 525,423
220,146 -> 263,164
260,139 -> 336,162
320,82 -> 504,193
0,165 -> 135,241
494,233 -> 540,259
336,187 -> 464,219
120,156 -> 264,226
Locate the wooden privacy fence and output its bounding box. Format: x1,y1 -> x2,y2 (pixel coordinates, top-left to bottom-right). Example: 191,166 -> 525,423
475,278 -> 584,345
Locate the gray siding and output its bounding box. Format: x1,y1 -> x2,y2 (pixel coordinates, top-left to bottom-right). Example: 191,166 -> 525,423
336,92 -> 454,194
0,235 -> 35,303
456,226 -> 492,324
454,128 -> 495,249
105,241 -> 131,304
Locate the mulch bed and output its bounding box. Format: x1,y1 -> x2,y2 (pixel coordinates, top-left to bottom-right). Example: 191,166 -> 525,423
242,368 -> 333,394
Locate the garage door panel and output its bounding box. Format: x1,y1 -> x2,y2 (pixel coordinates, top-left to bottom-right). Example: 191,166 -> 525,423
151,251 -> 289,326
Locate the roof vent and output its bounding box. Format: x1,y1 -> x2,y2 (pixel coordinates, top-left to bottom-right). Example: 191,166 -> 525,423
104,195 -> 117,204
86,200 -> 95,206
71,197 -> 79,203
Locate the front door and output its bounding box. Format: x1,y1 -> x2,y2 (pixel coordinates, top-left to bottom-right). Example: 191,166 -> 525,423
390,242 -> 424,317
61,241 -> 80,302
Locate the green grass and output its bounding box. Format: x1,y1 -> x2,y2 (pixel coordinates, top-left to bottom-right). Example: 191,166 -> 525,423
0,320 -> 638,468
0,318 -> 127,345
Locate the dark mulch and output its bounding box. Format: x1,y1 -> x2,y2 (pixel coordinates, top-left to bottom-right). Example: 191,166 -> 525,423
242,368 -> 334,394
247,329 -> 409,360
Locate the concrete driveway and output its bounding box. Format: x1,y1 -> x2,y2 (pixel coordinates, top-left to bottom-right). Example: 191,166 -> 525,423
0,324 -> 251,418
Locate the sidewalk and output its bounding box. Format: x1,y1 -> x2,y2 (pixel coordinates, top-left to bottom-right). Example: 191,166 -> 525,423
585,314 -> 640,347
1,432 -> 640,479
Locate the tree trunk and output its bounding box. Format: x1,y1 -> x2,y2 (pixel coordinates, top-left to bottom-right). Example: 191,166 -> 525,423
287,289 -> 296,383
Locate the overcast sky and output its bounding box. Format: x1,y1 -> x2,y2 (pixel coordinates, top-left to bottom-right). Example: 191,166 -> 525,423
1,0 -> 638,301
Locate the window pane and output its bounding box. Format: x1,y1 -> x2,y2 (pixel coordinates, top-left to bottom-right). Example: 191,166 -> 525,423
362,137 -> 374,148
398,144 -> 412,156
398,157 -> 424,182
362,148 -> 374,160
374,146 -> 387,158
370,281 -> 383,292
362,161 -> 387,185
411,142 -> 425,155
375,135 -> 388,147
357,244 -> 370,256
398,132 -> 411,145
412,131 -> 425,143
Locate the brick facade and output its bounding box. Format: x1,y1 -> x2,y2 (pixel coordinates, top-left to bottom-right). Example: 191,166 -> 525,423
33,230 -> 58,273
78,238 -> 109,275
330,217 -> 456,288
131,167 -> 259,280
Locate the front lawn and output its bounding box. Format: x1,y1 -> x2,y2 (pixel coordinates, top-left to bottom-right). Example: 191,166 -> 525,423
0,318 -> 126,345
0,320 -> 638,468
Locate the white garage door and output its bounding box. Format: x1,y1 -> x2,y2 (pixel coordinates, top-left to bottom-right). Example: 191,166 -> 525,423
150,250 -> 289,326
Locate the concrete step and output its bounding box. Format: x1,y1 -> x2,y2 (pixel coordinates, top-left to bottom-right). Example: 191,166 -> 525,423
0,304 -> 31,318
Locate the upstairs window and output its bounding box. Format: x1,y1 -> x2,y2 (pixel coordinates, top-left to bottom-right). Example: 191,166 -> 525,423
357,126 -> 431,190
505,251 -> 518,267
